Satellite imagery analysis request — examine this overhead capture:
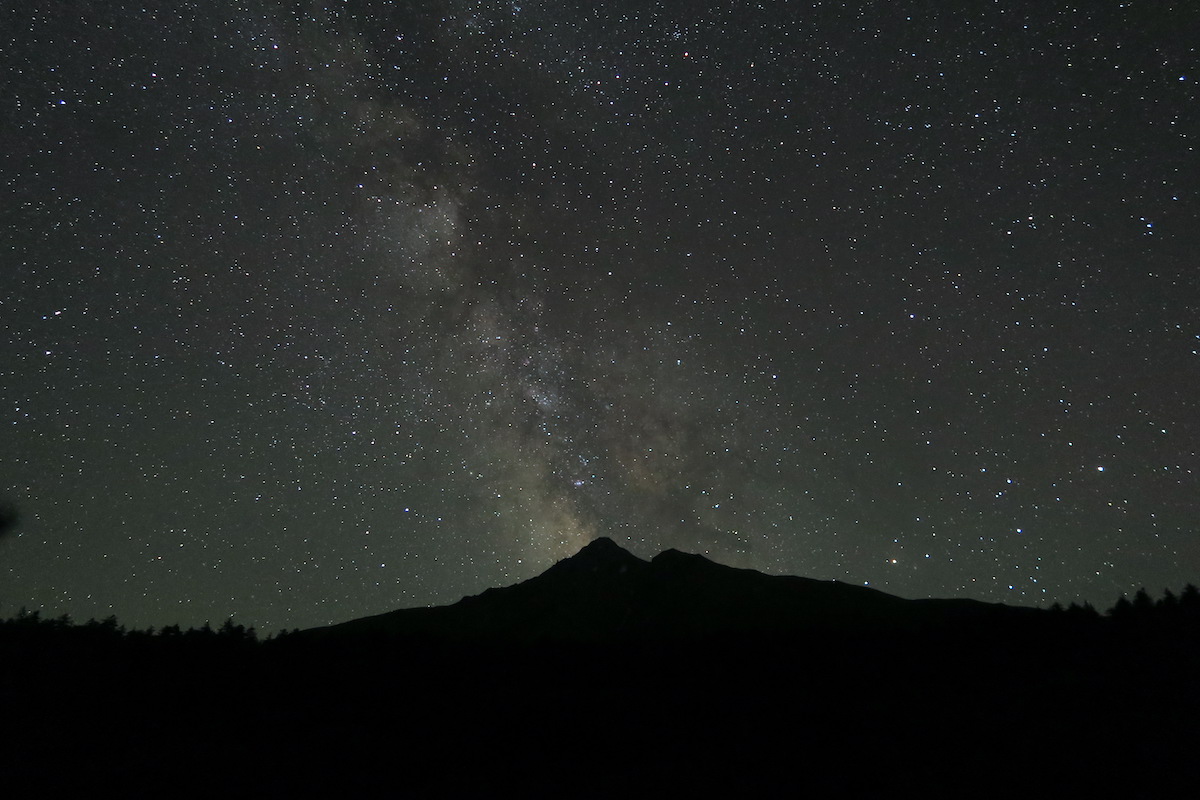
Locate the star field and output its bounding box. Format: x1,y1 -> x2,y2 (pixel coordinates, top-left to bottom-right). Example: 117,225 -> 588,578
2,0 -> 1197,630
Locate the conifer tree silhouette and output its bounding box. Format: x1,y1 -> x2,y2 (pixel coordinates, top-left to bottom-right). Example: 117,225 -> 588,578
1180,585 -> 1200,620
1132,587 -> 1154,616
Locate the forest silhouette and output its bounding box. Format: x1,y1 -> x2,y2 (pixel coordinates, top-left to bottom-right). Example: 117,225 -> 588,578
1,540 -> 1197,796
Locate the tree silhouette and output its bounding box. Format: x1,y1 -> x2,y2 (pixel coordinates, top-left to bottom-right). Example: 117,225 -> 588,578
1181,585 -> 1200,621
1156,588 -> 1181,623
1065,601 -> 1099,621
14,606 -> 41,625
1132,587 -> 1155,616
218,617 -> 257,644
1109,595 -> 1134,620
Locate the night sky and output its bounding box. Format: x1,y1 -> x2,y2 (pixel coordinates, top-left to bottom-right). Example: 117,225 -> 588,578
2,0 -> 1197,631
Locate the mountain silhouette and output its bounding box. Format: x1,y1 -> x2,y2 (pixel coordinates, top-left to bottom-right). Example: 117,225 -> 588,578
303,537 -> 1034,642
2,537 -> 1190,798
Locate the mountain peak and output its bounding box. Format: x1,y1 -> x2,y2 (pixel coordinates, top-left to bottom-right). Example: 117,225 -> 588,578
577,536 -> 627,557
543,536 -> 645,578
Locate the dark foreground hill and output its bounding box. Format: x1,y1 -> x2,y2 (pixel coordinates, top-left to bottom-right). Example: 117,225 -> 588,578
2,539 -> 1198,797
302,537 -> 1037,643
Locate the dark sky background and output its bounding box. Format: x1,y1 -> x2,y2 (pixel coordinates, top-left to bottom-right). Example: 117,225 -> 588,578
2,0 -> 1197,631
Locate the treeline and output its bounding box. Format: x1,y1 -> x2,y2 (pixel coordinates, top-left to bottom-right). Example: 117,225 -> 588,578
1,588 -> 1198,796
5,584 -> 1200,645
0,606 -> 302,648
1045,583 -> 1200,626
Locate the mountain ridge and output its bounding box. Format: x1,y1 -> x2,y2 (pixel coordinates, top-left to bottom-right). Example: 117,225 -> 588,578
301,536 -> 1036,643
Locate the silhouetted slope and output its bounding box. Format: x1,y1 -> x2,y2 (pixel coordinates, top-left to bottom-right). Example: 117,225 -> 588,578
3,548 -> 1199,797
303,537 -> 1035,643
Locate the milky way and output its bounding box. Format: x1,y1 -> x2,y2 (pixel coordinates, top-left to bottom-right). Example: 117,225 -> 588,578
2,1 -> 1197,629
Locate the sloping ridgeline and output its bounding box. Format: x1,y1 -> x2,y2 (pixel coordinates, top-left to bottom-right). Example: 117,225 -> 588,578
302,537 -> 1037,643
2,538 -> 1197,797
